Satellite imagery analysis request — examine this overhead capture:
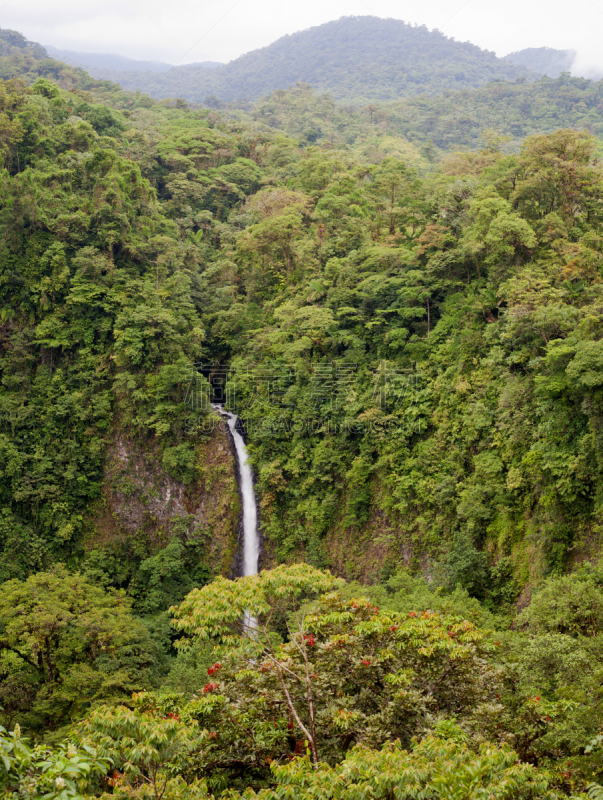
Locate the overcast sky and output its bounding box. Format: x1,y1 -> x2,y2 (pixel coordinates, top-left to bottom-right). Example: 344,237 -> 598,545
1,0 -> 602,73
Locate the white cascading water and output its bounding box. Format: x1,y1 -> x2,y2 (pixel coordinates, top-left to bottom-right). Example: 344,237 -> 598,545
213,405 -> 259,576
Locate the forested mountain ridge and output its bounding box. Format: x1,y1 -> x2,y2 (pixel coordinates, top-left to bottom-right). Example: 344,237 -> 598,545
3,25 -> 601,161
1,57 -> 603,599
83,16 -> 538,105
5,32 -> 603,799
1,26 -> 603,627
0,28 -> 120,93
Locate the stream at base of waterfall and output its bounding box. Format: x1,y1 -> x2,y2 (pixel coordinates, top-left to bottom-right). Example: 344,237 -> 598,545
212,405 -> 260,579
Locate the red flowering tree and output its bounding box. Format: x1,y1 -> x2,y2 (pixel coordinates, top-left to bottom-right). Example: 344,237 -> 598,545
169,565 -> 497,768
170,563 -> 344,766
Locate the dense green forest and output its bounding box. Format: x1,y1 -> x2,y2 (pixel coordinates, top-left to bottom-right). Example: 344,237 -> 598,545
241,75 -> 603,157
78,16 -> 537,105
4,22 -> 603,799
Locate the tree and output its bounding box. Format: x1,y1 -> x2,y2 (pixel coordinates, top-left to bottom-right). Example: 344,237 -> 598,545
76,696 -> 206,800
225,734 -> 560,800
170,564 -> 342,766
169,565 -> 496,768
238,191 -> 311,281
464,190 -> 537,276
368,157 -> 417,236
0,566 -> 161,733
512,130 -> 603,226
518,572 -> 603,637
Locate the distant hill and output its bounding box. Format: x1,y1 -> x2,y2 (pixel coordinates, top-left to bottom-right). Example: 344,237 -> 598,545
0,28 -> 121,93
504,47 -> 576,78
44,46 -> 222,74
0,27 -> 46,59
44,46 -> 170,73
88,16 -> 538,105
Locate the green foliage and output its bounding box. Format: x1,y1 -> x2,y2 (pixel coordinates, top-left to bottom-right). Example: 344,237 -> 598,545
1,55 -> 603,602
160,641 -> 215,698
162,444 -> 198,484
0,76 -> 208,580
170,566 -> 495,771
0,566 -> 162,734
0,29 -> 123,98
381,74 -> 603,151
170,563 -> 344,647
194,124 -> 603,587
227,736 -> 559,799
4,37 -> 603,799
8,566 -> 603,795
76,696 -> 207,800
128,539 -> 211,615
441,532 -> 491,598
518,572 -> 603,637
0,724 -> 109,799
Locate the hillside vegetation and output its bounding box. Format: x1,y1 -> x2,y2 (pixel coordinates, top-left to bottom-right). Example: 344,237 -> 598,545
88,16 -> 537,105
4,28 -> 603,800
6,563 -> 603,796
244,75 -> 603,155
0,29 -> 121,95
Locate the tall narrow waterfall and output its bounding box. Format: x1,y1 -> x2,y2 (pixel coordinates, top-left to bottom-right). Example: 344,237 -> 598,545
214,405 -> 259,576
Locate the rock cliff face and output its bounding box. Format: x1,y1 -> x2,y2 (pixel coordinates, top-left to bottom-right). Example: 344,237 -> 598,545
85,423 -> 241,579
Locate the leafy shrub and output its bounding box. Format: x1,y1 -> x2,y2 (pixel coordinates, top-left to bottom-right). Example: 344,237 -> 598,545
443,532 -> 490,599
519,573 -> 603,637
0,724 -> 108,799
162,444 -> 198,484
0,566 -> 162,734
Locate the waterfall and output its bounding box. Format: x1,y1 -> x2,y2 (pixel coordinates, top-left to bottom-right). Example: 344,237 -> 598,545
213,405 -> 259,576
